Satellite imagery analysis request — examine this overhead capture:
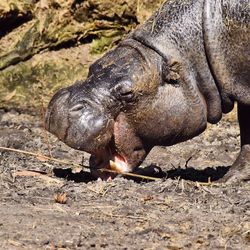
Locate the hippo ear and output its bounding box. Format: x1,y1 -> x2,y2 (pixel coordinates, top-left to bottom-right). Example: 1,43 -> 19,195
111,81 -> 134,102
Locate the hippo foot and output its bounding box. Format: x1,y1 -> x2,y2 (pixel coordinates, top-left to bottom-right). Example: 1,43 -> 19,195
218,145 -> 250,184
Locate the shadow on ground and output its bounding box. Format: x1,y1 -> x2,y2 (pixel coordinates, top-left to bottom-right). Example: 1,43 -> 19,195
166,165 -> 230,182
53,165 -> 230,183
53,168 -> 96,183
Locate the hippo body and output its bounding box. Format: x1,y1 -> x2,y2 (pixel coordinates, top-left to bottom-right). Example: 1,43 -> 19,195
46,0 -> 250,182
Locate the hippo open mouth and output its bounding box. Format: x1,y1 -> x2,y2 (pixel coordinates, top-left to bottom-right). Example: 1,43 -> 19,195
89,112 -> 147,179
89,142 -> 131,178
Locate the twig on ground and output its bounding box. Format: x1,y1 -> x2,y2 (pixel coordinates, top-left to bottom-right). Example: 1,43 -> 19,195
184,156 -> 193,168
181,179 -> 185,193
173,176 -> 181,191
195,179 -> 221,186
12,170 -> 63,184
99,168 -> 162,181
0,146 -> 162,181
101,211 -> 147,222
0,146 -> 82,168
86,186 -> 102,195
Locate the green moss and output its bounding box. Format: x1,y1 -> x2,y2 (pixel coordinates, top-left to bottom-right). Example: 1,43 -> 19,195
90,36 -> 114,54
0,0 -> 163,110
0,46 -> 91,110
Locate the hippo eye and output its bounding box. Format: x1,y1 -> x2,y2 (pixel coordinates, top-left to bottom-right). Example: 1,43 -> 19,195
112,81 -> 134,102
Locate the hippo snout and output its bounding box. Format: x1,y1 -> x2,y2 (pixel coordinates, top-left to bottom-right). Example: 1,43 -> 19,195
45,87 -> 115,154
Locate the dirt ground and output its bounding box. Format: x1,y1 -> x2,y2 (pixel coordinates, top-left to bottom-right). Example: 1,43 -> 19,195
0,1 -> 249,249
0,105 -> 249,250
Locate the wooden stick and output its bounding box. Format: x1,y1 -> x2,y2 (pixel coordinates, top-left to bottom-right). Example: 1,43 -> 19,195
0,146 -> 82,168
0,146 -> 162,181
99,168 -> 162,181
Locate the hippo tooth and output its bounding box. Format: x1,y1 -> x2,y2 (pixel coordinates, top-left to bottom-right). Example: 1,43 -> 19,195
109,160 -> 120,172
109,159 -> 131,173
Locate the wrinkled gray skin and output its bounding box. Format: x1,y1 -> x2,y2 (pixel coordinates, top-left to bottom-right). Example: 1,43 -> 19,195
46,0 -> 250,182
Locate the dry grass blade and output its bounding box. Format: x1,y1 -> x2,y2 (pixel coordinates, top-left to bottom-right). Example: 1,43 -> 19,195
99,168 -> 161,181
13,170 -> 47,177
0,146 -> 162,181
0,146 -> 82,168
101,211 -> 147,221
4,89 -> 16,101
12,170 -> 62,184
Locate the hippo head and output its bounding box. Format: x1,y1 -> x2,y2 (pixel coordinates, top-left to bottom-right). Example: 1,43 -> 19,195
45,40 -> 164,178
46,38 -> 207,179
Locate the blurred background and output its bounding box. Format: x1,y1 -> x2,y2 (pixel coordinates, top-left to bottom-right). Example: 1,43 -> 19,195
0,0 -> 164,112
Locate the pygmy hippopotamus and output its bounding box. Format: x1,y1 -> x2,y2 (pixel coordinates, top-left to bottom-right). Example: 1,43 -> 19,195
45,0 -> 250,183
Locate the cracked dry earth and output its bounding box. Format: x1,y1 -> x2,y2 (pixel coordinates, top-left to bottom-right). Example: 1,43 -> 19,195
0,108 -> 249,249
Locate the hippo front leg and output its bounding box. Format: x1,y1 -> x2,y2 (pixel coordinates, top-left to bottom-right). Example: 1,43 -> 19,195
220,104 -> 250,183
